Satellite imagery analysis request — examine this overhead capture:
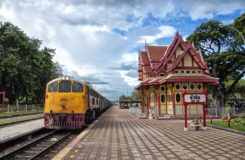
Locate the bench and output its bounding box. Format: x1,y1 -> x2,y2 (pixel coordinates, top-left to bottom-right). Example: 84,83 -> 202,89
190,119 -> 202,131
190,123 -> 202,131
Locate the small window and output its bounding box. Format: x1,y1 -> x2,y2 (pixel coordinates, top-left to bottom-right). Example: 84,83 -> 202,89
161,95 -> 165,103
92,98 -> 95,105
175,70 -> 178,74
72,82 -> 83,92
181,70 -> 184,73
176,93 -> 181,103
48,82 -> 58,92
190,84 -> 195,90
160,73 -> 165,77
186,71 -> 190,74
192,71 -> 196,74
160,86 -> 165,92
176,84 -> 180,90
59,81 -> 71,92
197,84 -> 202,90
183,85 -> 187,90
198,71 -> 201,73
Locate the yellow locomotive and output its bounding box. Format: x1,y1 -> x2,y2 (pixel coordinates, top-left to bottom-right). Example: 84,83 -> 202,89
44,76 -> 111,129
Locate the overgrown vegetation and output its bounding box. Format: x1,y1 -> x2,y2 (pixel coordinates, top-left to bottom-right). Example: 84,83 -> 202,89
0,110 -> 43,118
188,12 -> 245,108
119,91 -> 141,101
208,116 -> 245,132
0,22 -> 63,104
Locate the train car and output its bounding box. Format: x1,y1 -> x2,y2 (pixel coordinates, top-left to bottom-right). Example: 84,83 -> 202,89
44,76 -> 111,129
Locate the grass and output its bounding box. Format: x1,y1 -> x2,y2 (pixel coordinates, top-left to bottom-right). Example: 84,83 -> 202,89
207,117 -> 245,132
0,109 -> 43,118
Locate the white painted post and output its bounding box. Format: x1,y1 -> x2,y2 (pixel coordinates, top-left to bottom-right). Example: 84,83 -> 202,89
149,108 -> 153,119
215,107 -> 218,117
25,104 -> 27,111
7,104 -> 10,112
16,99 -> 19,112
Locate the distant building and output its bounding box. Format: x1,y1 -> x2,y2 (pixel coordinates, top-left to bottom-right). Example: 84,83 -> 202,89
135,32 -> 219,118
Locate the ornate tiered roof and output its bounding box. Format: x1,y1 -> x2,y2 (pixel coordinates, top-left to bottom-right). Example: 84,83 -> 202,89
136,32 -> 219,88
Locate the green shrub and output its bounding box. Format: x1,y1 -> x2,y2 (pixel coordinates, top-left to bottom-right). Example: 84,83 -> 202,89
233,118 -> 240,123
240,115 -> 245,119
221,114 -> 228,121
241,121 -> 245,126
226,106 -> 232,113
3,98 -> 9,104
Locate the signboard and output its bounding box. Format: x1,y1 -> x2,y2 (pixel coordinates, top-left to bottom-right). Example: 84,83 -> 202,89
182,92 -> 207,105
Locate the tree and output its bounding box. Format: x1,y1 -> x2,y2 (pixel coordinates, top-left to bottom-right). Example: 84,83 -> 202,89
0,22 -> 62,104
188,13 -> 245,108
119,95 -> 130,101
130,91 -> 141,101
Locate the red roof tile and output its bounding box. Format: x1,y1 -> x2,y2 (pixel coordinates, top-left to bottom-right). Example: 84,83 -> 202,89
147,45 -> 167,61
140,51 -> 150,65
159,74 -> 219,84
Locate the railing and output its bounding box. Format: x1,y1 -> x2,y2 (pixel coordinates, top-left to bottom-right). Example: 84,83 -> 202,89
129,106 -> 143,116
206,107 -> 244,117
0,104 -> 43,112
130,106 -> 245,118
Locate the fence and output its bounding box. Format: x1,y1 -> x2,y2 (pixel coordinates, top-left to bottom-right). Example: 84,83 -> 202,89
0,104 -> 43,112
206,107 -> 244,117
130,105 -> 244,118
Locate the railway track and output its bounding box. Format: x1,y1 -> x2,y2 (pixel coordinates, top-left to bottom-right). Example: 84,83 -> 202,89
0,129 -> 77,160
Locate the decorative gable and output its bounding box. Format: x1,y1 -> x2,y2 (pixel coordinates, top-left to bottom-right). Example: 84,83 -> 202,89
136,32 -> 219,89
183,52 -> 192,67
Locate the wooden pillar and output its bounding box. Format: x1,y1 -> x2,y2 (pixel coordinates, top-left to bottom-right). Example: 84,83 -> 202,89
203,104 -> 206,129
158,94 -> 161,115
172,83 -> 175,115
156,86 -> 161,117
141,96 -> 144,113
144,87 -> 150,115
146,96 -> 149,114
184,104 -> 188,131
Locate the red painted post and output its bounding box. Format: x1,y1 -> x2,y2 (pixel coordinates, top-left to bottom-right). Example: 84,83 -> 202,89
184,104 -> 188,131
141,96 -> 144,113
147,96 -> 150,114
203,104 -> 206,129
158,95 -> 161,115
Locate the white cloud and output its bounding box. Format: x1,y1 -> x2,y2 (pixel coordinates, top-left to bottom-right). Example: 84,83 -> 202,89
138,25 -> 177,44
121,53 -> 138,64
0,0 -> 244,100
178,0 -> 245,20
0,2 -> 16,20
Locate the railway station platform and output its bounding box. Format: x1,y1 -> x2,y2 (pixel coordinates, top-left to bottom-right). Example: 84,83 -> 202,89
53,105 -> 245,160
0,119 -> 43,142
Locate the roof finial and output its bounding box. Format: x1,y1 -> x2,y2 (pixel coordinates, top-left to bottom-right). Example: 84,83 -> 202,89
176,31 -> 180,37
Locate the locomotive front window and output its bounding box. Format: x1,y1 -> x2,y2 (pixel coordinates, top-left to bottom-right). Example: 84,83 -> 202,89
48,82 -> 58,92
72,82 -> 83,92
59,81 -> 71,92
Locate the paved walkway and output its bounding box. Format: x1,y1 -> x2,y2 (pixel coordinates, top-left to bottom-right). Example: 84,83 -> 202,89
60,106 -> 244,160
0,119 -> 43,142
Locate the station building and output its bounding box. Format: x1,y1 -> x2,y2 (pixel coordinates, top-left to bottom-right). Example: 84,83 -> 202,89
136,32 -> 219,118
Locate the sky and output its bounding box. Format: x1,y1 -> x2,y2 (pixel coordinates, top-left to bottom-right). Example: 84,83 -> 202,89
0,0 -> 244,101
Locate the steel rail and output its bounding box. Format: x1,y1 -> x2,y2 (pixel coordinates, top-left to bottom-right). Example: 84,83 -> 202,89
0,130 -> 62,160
